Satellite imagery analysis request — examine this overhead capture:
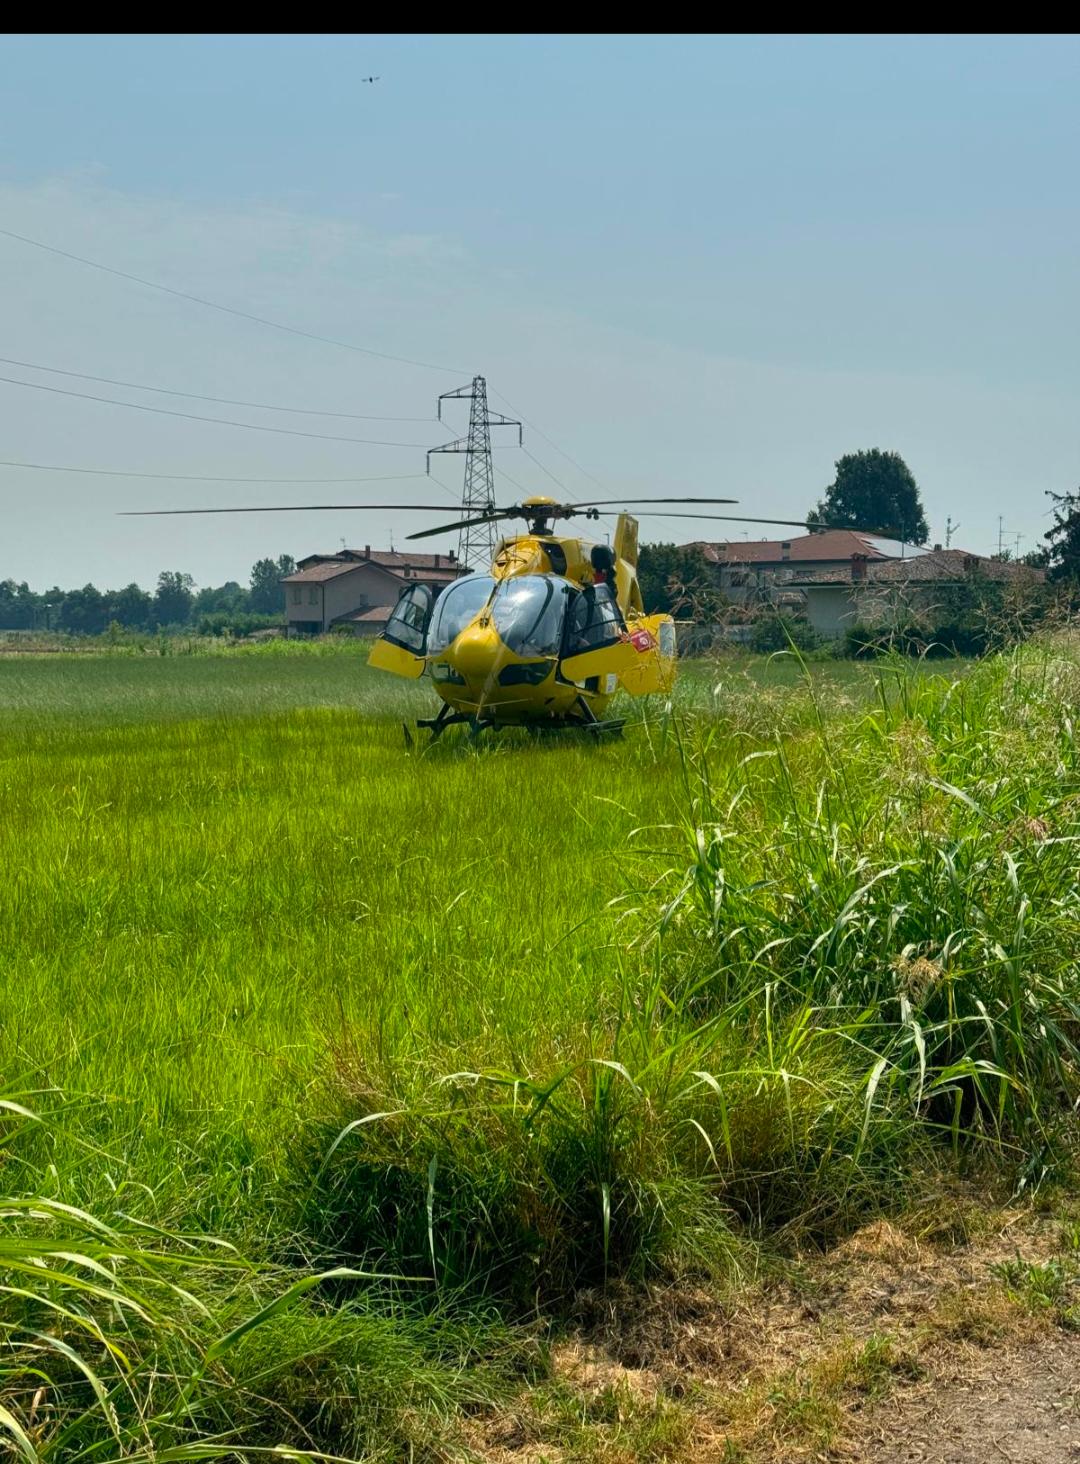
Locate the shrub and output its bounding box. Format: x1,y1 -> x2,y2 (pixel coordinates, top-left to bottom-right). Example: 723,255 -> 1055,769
749,612 -> 820,654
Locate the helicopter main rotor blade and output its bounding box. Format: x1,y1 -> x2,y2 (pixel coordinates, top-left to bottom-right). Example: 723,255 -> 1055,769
406,510 -> 518,541
567,496 -> 739,508
623,515 -> 901,538
630,512 -> 849,530
119,503 -> 463,516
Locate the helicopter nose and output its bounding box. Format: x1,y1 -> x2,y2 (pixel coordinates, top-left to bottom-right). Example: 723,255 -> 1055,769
450,621 -> 501,682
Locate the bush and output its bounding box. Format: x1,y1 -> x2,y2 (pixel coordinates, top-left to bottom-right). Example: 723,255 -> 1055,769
197,610 -> 283,638
749,612 -> 820,654
841,620 -> 993,658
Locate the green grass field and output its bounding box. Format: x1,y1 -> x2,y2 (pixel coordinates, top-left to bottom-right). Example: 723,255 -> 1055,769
4,639 -> 1080,1461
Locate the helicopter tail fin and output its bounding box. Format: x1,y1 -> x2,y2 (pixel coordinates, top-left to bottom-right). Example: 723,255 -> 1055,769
613,513 -> 639,568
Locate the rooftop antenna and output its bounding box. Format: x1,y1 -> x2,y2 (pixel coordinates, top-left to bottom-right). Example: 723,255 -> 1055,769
945,516 -> 960,549
996,515 -> 1022,560
427,376 -> 522,570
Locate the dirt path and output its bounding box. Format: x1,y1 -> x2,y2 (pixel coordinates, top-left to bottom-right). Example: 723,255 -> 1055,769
863,1332 -> 1080,1463
468,1194 -> 1080,1463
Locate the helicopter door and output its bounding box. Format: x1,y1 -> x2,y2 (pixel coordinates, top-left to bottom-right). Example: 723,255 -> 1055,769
559,582 -> 637,686
367,583 -> 433,680
617,614 -> 678,697
560,638 -> 639,684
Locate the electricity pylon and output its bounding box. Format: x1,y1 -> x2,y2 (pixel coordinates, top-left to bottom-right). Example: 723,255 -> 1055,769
427,377 -> 522,569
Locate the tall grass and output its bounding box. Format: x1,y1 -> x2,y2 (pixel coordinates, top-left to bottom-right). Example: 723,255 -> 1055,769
0,1095 -> 528,1461
312,639 -> 1080,1301
3,638 -> 1078,1456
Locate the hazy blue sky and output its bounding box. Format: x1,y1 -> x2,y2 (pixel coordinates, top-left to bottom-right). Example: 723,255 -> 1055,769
1,33 -> 1077,588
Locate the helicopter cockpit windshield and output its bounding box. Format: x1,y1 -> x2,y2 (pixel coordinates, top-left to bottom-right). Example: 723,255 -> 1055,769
423,572 -> 624,662
490,575 -> 575,657
427,575 -> 497,654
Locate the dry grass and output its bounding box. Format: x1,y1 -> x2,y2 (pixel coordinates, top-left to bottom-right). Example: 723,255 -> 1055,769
459,1192 -> 1075,1464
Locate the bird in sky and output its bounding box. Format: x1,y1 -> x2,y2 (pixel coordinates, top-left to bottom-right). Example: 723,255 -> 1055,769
361,76 -> 380,84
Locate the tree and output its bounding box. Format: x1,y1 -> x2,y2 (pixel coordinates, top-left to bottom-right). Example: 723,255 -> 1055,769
0,579 -> 39,630
249,555 -> 295,615
59,584 -> 107,635
108,582 -> 154,629
637,544 -> 724,616
194,581 -> 248,615
808,450 -> 929,545
1044,490 -> 1080,582
153,571 -> 195,626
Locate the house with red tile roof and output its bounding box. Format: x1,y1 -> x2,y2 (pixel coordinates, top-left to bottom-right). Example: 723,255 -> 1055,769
685,532 -> 1043,639
282,546 -> 466,636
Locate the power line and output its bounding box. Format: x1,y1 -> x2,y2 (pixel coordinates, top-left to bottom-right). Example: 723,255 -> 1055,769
499,454 -> 617,537
1,234 -> 616,518
1,231 -> 618,510
0,226 -> 466,376
0,355 -> 436,422
490,390 -> 619,534
492,387 -> 608,494
495,463 -> 536,499
1,235 -> 628,538
520,443 -> 618,533
0,458 -> 430,485
520,443 -> 574,497
416,467 -> 467,508
0,373 -> 450,449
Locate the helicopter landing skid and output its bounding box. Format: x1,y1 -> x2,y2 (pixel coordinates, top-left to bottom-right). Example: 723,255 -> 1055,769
414,707 -> 497,743
415,706 -> 472,743
573,697 -> 625,740
409,701 -> 622,745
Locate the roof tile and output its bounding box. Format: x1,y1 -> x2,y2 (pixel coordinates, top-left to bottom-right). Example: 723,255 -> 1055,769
690,531 -> 895,564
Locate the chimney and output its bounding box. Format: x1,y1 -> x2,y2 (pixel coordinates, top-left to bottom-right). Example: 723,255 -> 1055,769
933,543 -> 942,552
781,541 -> 791,561
449,549 -> 456,563
434,553 -> 440,568
851,553 -> 868,582
364,545 -> 370,560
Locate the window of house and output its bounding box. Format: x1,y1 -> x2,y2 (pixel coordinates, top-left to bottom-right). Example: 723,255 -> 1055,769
291,587 -> 302,605
309,587 -> 319,605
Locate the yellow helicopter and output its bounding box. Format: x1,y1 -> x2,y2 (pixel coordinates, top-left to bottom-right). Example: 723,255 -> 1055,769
369,496 -> 676,738
363,493 -> 841,738
124,491 -> 825,739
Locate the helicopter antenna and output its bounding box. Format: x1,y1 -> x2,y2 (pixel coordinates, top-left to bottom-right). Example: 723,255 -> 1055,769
427,376 -> 522,569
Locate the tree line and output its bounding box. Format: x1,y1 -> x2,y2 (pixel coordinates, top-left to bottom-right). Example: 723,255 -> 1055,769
8,450 -> 1080,638
0,555 -> 296,635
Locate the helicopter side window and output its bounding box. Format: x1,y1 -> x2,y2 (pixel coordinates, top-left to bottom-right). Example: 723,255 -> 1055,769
383,583 -> 433,654
490,575 -> 573,657
566,583 -> 624,655
427,575 -> 497,654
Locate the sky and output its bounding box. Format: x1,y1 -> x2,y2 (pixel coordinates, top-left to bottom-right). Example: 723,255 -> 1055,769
1,33 -> 1077,590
